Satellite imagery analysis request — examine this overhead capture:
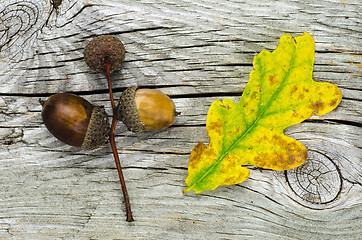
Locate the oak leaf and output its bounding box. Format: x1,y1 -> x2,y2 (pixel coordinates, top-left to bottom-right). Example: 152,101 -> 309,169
183,32 -> 342,194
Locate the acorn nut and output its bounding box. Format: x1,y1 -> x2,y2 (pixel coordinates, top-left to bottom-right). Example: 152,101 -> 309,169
84,35 -> 125,74
115,86 -> 176,132
40,93 -> 110,150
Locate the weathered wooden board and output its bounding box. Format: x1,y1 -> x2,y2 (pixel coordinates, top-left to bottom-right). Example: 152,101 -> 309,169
0,0 -> 361,239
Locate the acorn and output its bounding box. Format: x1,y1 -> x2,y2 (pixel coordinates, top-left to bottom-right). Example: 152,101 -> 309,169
40,93 -> 110,150
84,35 -> 125,74
115,86 -> 177,132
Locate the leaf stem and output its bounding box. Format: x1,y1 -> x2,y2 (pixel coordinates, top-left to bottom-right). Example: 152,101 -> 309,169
104,57 -> 134,222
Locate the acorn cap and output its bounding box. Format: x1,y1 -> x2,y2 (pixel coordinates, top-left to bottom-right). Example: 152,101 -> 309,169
115,86 -> 146,132
84,35 -> 125,74
81,105 -> 110,150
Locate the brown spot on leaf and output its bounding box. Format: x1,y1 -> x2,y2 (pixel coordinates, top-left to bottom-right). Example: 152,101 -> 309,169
221,104 -> 231,109
253,154 -> 266,168
250,91 -> 257,99
208,120 -> 222,135
311,101 -> 325,111
230,126 -> 241,136
222,155 -> 237,171
272,134 -> 288,146
328,99 -> 337,107
257,135 -> 268,145
299,148 -> 308,160
287,151 -> 296,165
290,85 -> 298,94
268,74 -> 278,85
188,143 -> 206,169
292,110 -> 300,119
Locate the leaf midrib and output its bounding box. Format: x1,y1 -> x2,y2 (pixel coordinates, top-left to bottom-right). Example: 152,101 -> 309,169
189,46 -> 298,192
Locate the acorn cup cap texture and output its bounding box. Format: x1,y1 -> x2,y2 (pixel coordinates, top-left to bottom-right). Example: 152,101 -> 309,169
81,105 -> 110,150
115,86 -> 146,132
84,35 -> 125,74
115,86 -> 176,132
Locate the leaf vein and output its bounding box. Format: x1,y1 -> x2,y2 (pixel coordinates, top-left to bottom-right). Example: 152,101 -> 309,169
190,41 -> 298,191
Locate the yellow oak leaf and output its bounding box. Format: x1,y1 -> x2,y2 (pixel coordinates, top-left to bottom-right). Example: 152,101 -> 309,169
183,32 -> 342,194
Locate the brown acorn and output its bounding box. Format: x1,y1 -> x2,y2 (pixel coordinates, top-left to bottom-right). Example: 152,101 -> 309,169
40,93 -> 110,150
84,35 -> 125,74
115,86 -> 177,132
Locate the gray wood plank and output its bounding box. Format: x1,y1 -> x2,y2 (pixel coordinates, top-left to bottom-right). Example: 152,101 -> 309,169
0,0 -> 361,239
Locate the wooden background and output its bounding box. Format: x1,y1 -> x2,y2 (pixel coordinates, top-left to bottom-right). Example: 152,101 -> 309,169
0,0 -> 361,239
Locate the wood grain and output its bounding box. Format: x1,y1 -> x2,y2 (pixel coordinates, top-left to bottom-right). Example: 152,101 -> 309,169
0,0 -> 361,239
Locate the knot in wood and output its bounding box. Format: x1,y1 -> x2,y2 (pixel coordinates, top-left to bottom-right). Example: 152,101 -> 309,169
285,150 -> 342,205
0,0 -> 48,59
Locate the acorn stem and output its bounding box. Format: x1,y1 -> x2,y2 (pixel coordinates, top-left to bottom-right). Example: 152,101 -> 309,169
105,57 -> 134,222
105,57 -> 116,111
